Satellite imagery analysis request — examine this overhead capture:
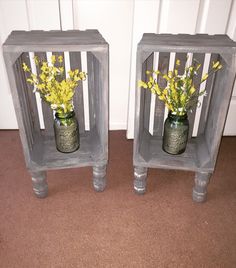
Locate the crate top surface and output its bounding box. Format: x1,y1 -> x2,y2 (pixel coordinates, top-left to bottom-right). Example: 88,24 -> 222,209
3,30 -> 108,51
139,33 -> 236,53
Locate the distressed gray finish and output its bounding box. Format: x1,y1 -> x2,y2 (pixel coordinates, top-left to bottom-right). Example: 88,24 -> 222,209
31,171 -> 48,198
92,165 -> 106,192
134,166 -> 148,195
134,34 -> 236,202
192,172 -> 211,203
3,30 -> 109,197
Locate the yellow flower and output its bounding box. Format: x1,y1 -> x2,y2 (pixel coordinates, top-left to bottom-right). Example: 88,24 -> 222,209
189,86 -> 195,95
51,55 -> 56,64
212,61 -> 220,69
33,56 -> 39,66
22,62 -> 30,72
163,74 -> 169,81
138,80 -> 147,89
163,89 -> 168,96
168,71 -> 173,78
138,58 -> 222,115
153,84 -> 161,95
23,55 -> 87,114
159,95 -> 165,101
176,59 -> 180,66
201,73 -> 209,82
58,55 -> 63,63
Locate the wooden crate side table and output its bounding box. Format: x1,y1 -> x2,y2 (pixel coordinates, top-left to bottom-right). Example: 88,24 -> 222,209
133,34 -> 236,202
3,30 -> 109,198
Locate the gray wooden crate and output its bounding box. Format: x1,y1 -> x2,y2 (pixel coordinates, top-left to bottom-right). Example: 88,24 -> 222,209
133,33 -> 236,202
3,30 -> 109,198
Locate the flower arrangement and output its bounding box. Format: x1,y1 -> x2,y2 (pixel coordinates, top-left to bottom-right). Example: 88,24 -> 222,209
139,59 -> 222,116
23,55 -> 87,115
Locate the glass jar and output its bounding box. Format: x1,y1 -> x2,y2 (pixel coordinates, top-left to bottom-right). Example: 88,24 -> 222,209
162,112 -> 189,155
54,111 -> 80,153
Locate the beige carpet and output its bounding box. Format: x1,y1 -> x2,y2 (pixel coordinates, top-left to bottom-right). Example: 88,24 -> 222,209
0,130 -> 236,267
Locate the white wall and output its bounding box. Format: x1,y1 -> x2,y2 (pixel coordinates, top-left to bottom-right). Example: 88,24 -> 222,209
0,0 -> 235,135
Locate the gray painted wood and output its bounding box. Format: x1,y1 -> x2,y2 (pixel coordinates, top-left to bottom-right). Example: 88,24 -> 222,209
87,52 -> 96,130
3,51 -> 32,166
31,170 -> 48,198
3,30 -> 109,197
204,54 -> 236,169
188,53 -> 205,138
133,33 -> 236,202
93,165 -> 106,192
69,52 -> 85,134
197,54 -> 219,136
21,52 -> 41,136
192,171 -> 211,202
34,52 -> 54,136
153,52 -> 169,136
143,53 -> 154,132
14,58 -> 34,151
134,166 -> 147,194
174,52 -> 187,75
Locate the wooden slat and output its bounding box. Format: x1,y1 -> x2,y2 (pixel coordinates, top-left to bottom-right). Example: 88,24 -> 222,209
21,52 -> 41,135
204,55 -> 235,167
4,30 -> 107,47
138,59 -> 147,147
70,52 -> 85,133
87,52 -> 96,130
34,52 -> 54,136
188,53 -> 205,138
52,51 -> 66,80
13,58 -> 34,151
93,54 -> 102,135
153,52 -> 170,136
197,54 -> 219,136
143,53 -> 154,132
18,57 -> 34,148
174,52 -> 188,75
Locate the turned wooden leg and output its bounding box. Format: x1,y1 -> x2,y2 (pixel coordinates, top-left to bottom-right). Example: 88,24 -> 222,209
134,166 -> 148,194
192,172 -> 211,203
93,165 -> 106,192
31,171 -> 48,198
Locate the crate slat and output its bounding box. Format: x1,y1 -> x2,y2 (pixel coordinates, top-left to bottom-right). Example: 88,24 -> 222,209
188,53 -> 205,138
143,53 -> 154,132
34,52 -> 54,136
153,52 -> 169,136
14,58 -> 34,151
69,51 -> 85,133
87,52 -> 96,130
197,54 -> 219,136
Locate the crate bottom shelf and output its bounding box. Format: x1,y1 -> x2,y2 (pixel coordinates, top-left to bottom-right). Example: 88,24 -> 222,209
30,131 -> 106,171
135,134 -> 213,173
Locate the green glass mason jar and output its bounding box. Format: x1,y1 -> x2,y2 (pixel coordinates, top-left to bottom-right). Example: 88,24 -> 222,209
54,111 -> 80,153
162,112 -> 189,155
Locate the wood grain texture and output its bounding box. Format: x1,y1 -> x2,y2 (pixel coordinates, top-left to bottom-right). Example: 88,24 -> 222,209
188,53 -> 205,138
34,52 -> 54,136
69,52 -> 85,133
143,53 -> 154,132
153,52 -> 169,136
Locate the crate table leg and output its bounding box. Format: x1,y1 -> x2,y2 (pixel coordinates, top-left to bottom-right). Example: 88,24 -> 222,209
192,172 -> 211,203
134,166 -> 148,195
31,171 -> 48,198
92,165 -> 107,192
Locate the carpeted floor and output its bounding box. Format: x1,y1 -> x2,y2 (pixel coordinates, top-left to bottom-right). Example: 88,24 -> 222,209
0,130 -> 236,268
